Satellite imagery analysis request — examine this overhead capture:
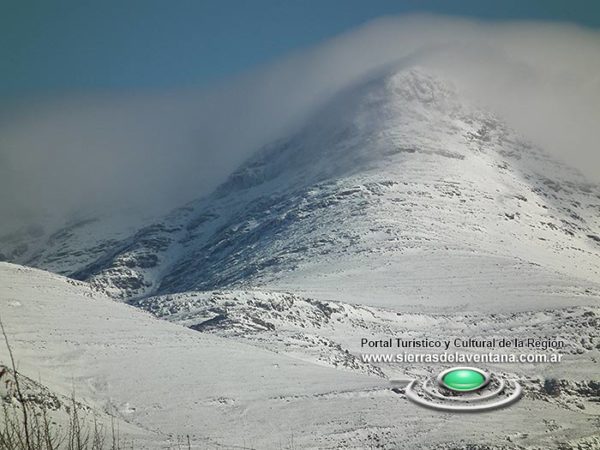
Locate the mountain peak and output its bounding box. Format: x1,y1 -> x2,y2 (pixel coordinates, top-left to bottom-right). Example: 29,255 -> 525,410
363,67 -> 458,105
214,67 -> 467,197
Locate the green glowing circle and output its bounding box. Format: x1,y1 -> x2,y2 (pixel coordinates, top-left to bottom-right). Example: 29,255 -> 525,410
441,368 -> 487,392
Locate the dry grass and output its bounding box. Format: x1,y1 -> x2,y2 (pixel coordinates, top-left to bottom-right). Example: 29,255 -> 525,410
0,317 -> 130,450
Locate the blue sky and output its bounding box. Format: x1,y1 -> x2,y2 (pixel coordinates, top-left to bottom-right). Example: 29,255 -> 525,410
2,0 -> 600,98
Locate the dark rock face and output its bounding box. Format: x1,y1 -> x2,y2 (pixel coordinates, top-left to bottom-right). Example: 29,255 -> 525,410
544,378 -> 562,397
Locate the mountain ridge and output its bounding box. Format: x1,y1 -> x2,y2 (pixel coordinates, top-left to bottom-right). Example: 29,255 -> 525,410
2,67 -> 599,309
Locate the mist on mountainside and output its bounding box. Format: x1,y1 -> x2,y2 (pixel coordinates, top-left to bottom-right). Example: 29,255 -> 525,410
1,15 -> 600,235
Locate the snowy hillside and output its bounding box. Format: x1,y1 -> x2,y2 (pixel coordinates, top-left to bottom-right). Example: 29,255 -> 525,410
1,263 -> 598,448
0,212 -> 147,277
137,289 -> 600,385
0,263 -> 389,448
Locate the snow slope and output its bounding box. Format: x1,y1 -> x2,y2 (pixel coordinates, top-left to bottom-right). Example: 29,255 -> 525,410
0,212 -> 147,277
1,263 -> 599,448
0,262 -> 388,448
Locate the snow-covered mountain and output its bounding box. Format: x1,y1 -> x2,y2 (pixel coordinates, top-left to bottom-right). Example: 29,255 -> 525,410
4,68 -> 599,311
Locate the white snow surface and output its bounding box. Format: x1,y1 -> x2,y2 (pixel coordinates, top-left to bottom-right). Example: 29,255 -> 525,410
0,263 -> 388,448
1,263 -> 599,449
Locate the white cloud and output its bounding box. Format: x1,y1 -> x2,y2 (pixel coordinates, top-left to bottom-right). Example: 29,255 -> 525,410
1,15 -> 599,233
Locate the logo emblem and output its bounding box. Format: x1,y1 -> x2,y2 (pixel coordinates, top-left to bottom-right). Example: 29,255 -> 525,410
437,367 -> 490,392
401,367 -> 522,412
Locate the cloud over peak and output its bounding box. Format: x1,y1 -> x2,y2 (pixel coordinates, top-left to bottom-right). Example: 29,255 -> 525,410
1,15 -> 599,233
